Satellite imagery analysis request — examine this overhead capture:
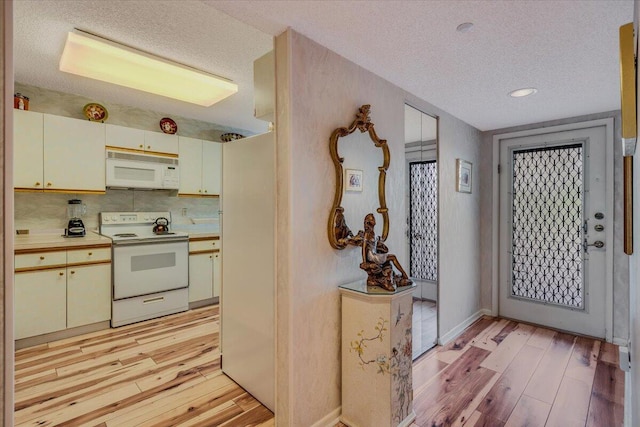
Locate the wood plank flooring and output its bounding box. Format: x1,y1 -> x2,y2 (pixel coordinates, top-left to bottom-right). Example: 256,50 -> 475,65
15,308 -> 623,427
14,306 -> 274,427
410,317 -> 624,427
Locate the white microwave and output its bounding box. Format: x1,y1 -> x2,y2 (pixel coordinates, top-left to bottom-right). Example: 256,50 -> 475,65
106,150 -> 180,190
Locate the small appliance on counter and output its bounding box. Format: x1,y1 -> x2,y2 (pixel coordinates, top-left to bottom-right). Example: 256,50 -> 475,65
65,199 -> 86,237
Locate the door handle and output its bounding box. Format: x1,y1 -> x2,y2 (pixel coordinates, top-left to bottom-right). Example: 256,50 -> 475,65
583,238 -> 604,252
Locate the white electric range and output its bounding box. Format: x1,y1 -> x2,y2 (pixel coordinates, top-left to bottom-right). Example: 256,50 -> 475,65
100,211 -> 189,327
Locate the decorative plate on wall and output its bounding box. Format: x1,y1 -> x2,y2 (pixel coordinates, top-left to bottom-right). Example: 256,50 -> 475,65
83,103 -> 108,122
220,132 -> 244,142
159,117 -> 178,134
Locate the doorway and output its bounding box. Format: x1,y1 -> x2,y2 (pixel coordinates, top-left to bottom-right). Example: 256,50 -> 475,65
404,104 -> 438,359
498,120 -> 613,338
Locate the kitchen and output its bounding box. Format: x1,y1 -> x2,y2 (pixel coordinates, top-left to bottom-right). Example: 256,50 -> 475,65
10,1 -> 276,425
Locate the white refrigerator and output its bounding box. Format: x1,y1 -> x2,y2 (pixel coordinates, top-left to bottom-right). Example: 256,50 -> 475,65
221,131 -> 275,411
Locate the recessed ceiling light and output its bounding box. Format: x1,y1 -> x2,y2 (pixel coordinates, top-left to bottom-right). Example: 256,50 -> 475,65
509,88 -> 538,98
456,22 -> 474,33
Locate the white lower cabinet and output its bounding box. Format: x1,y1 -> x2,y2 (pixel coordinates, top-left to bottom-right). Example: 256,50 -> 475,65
189,252 -> 214,302
188,238 -> 221,304
67,264 -> 112,328
15,269 -> 67,340
14,246 -> 112,340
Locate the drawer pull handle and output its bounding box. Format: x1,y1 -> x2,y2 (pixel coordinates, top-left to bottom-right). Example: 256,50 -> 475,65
209,255 -> 213,259
147,145 -> 151,149
88,252 -> 93,256
35,182 -> 41,186
139,144 -> 143,148
70,271 -> 75,274
46,182 -> 52,187
59,272 -> 64,276
143,296 -> 164,304
40,256 -> 45,260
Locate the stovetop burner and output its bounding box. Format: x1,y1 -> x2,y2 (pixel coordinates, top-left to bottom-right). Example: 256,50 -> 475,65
99,211 -> 189,243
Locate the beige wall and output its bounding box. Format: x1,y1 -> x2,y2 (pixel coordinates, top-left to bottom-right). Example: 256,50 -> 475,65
2,1 -> 13,425
275,29 -> 483,426
631,2 -> 639,424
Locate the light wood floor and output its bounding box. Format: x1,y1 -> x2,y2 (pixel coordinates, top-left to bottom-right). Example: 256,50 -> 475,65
15,307 -> 623,427
14,305 -> 274,427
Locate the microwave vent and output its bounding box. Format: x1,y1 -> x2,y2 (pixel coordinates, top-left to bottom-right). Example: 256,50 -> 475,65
107,150 -> 178,166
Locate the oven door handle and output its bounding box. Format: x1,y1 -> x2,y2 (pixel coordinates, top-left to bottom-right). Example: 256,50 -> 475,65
113,237 -> 189,246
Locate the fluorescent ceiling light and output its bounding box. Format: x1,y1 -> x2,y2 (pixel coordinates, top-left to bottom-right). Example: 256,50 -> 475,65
59,30 -> 238,107
509,87 -> 538,98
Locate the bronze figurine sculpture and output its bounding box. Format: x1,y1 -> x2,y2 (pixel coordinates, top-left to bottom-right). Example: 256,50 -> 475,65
360,213 -> 412,292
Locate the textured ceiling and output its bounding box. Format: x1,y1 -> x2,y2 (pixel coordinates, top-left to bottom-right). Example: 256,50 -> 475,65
13,0 -> 273,134
207,0 -> 634,131
14,1 -> 634,133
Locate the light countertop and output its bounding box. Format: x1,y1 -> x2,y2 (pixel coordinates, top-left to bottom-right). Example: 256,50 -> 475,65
15,231 -> 112,252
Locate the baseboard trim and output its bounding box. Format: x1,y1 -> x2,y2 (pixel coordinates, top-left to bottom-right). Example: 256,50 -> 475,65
311,406 -> 341,427
438,310 -> 488,346
624,371 -> 632,427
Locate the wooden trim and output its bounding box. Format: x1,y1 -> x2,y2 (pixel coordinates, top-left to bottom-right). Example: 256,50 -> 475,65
15,243 -> 111,255
66,259 -> 112,268
178,193 -> 220,198
105,146 -> 178,158
189,249 -> 220,255
14,264 -> 66,273
44,189 -> 105,195
14,188 -> 44,193
189,236 -> 220,242
15,259 -> 111,273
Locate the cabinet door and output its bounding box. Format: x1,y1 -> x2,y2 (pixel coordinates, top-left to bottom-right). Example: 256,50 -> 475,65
189,253 -> 214,302
213,252 -> 221,297
202,141 -> 222,195
67,264 -> 112,328
106,124 -> 145,151
14,110 -> 44,190
15,269 -> 66,339
43,114 -> 106,192
144,131 -> 178,155
178,137 -> 204,195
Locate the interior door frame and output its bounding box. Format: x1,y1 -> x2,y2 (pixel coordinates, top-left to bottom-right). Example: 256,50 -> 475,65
491,118 -> 614,342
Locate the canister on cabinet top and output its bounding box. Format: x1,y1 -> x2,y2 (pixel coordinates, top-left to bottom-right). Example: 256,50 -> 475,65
14,93 -> 29,110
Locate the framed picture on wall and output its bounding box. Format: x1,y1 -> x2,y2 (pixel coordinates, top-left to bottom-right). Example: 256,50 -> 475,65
456,159 -> 472,193
345,169 -> 363,192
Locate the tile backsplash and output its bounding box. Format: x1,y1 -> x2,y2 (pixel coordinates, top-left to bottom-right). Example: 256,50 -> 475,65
14,190 -> 220,233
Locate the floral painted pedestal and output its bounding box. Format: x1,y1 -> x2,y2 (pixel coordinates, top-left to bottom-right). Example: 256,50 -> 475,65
339,280 -> 416,427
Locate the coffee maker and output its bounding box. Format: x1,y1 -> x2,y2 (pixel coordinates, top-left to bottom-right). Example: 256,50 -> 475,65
66,199 -> 86,237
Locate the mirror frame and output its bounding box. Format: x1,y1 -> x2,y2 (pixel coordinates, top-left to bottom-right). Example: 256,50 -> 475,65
328,104 -> 390,249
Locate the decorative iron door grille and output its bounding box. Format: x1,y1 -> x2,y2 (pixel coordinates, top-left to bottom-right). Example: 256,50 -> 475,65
409,161 -> 437,281
510,144 -> 584,309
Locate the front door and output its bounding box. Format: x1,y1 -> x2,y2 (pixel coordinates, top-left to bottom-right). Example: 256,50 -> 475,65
499,123 -> 610,338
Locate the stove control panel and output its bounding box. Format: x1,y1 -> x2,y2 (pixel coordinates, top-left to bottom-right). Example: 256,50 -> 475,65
100,212 -> 172,225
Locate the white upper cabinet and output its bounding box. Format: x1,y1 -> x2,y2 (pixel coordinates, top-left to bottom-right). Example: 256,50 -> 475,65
145,131 -> 179,155
178,136 -> 204,194
202,141 -> 222,195
178,136 -> 222,196
14,111 -> 106,193
106,123 -> 178,156
43,114 -> 105,192
14,110 -> 44,190
106,124 -> 145,151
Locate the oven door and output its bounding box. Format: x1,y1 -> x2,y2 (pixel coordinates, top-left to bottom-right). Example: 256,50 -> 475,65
112,239 -> 188,300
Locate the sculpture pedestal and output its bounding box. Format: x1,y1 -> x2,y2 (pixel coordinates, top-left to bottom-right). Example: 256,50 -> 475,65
339,280 -> 416,427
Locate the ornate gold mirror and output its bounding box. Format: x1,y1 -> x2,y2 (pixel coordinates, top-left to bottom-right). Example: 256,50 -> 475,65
328,105 -> 390,249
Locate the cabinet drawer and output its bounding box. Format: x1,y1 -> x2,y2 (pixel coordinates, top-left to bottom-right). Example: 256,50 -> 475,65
67,247 -> 111,264
189,239 -> 221,252
15,251 -> 66,270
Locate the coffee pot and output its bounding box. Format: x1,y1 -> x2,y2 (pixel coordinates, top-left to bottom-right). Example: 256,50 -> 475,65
66,199 -> 86,237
